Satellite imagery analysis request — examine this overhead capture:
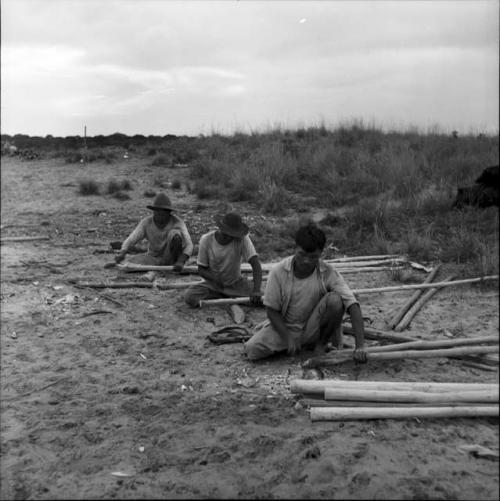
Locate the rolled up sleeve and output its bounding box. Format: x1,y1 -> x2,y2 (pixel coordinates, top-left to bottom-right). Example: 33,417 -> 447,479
326,269 -> 359,311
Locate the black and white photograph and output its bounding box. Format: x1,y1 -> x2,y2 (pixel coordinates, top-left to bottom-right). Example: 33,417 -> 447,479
1,1 -> 498,499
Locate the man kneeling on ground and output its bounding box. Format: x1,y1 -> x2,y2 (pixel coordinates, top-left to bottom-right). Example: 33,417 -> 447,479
184,212 -> 262,307
244,222 -> 367,362
115,193 -> 193,279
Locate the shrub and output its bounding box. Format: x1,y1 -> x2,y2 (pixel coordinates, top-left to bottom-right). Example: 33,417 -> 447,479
112,191 -> 131,201
106,179 -> 121,194
151,154 -> 171,167
171,179 -> 182,190
78,179 -> 100,195
143,190 -> 156,198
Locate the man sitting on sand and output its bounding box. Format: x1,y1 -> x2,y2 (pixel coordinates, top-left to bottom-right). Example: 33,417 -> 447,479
243,222 -> 367,362
184,212 -> 263,307
115,193 -> 193,277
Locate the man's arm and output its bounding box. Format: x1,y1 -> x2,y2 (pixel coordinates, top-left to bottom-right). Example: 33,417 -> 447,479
115,220 -> 145,263
197,265 -> 223,289
267,307 -> 300,355
248,255 -> 263,304
346,303 -> 367,363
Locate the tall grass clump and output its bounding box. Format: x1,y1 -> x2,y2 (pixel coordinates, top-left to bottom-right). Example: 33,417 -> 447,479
78,179 -> 100,196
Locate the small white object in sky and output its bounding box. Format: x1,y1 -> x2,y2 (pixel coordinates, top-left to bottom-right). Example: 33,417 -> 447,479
299,18 -> 307,24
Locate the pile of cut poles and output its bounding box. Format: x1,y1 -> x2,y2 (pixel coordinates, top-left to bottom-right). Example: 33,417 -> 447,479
302,335 -> 499,370
290,379 -> 500,421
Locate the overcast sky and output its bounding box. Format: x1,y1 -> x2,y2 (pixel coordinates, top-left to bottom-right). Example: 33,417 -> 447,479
1,0 -> 498,137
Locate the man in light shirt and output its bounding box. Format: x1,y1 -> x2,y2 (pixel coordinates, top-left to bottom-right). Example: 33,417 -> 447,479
184,212 -> 262,307
115,193 -> 193,277
244,223 -> 367,362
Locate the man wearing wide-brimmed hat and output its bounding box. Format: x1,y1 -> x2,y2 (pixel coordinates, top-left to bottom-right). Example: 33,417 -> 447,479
184,212 -> 263,307
115,193 -> 193,276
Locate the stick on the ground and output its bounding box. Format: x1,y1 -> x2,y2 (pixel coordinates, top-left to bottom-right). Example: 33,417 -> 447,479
303,345 -> 499,368
76,281 -> 203,290
0,236 -> 50,244
394,274 -> 456,331
342,325 -> 417,344
3,376 -> 71,401
310,405 -> 499,421
387,265 -> 441,329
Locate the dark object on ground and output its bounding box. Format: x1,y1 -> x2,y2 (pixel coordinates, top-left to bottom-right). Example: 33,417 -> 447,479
452,185 -> 499,209
207,325 -> 251,344
474,165 -> 499,188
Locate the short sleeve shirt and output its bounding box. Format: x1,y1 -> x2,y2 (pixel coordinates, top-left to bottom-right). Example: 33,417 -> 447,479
197,230 -> 257,286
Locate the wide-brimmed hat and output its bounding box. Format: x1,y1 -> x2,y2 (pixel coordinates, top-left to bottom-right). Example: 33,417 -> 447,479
147,193 -> 174,211
215,212 -> 249,238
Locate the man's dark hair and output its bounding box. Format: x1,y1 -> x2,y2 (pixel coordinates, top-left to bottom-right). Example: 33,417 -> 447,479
295,223 -> 326,252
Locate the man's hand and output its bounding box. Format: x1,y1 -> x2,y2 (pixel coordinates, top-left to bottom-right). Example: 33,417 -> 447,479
353,348 -> 367,364
249,291 -> 263,306
115,251 -> 126,264
172,260 -> 184,272
287,336 -> 302,356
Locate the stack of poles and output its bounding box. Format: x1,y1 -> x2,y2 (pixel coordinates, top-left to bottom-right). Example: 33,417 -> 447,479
302,335 -> 499,369
290,379 -> 500,421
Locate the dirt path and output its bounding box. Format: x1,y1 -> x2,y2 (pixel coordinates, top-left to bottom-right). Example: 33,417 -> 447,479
1,157 -> 498,499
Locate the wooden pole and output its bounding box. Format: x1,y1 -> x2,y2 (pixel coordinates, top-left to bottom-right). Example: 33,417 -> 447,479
323,388 -> 498,403
198,275 -> 499,307
387,265 -> 441,329
0,236 -> 50,243
310,405 -> 499,421
394,274 -> 455,331
352,276 -> 499,295
77,281 -> 202,290
361,335 -> 498,353
303,345 -> 500,368
328,254 -> 402,262
289,379 -> 498,395
343,325 -> 417,344
301,399 -> 496,408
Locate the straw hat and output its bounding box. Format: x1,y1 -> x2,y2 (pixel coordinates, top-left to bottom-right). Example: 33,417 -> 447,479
147,193 -> 174,211
215,212 -> 249,238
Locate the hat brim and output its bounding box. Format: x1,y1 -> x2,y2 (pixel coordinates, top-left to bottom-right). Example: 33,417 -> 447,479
147,205 -> 174,211
215,216 -> 249,238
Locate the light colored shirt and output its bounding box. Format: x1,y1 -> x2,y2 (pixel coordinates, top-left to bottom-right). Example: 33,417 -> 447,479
197,230 -> 257,287
121,214 -> 193,257
264,255 -> 358,325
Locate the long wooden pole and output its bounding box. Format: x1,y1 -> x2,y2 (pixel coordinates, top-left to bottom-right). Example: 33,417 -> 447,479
352,276 -> 499,294
323,388 -> 498,403
289,379 -> 498,395
310,405 -> 499,421
198,275 -> 499,306
303,345 -> 499,368
343,325 -> 417,344
361,335 -> 498,353
302,399 -> 497,408
394,274 -> 455,331
387,265 -> 441,329
117,261 -> 405,274
0,236 -> 50,243
76,281 -> 203,290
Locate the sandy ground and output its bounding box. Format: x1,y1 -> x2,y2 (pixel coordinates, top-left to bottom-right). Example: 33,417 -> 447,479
1,156 -> 499,500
